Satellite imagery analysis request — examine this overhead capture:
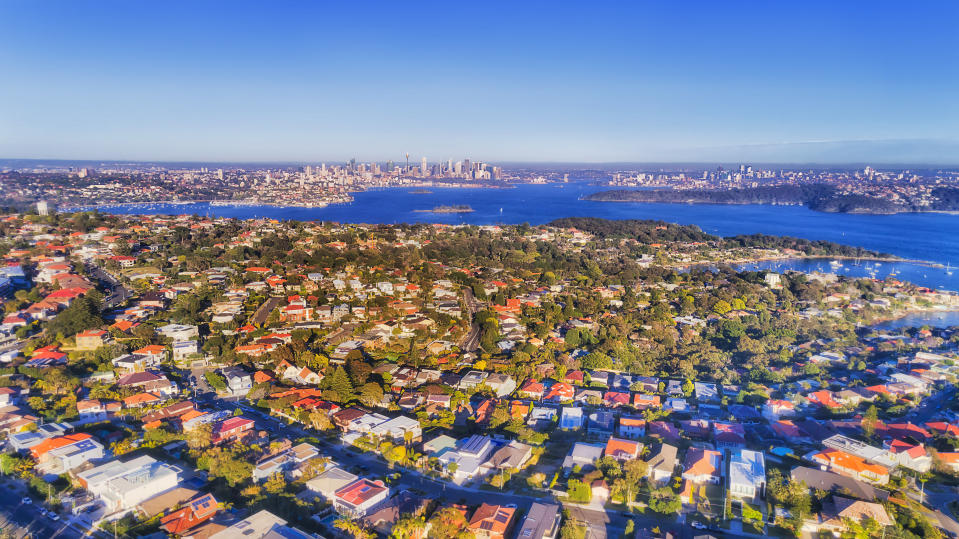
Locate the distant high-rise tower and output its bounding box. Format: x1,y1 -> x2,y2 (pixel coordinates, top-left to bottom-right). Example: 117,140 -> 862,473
421,157 -> 428,176
216,168 -> 224,180
36,200 -> 52,216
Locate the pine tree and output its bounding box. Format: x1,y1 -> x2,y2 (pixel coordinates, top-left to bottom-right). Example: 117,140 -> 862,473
329,366 -> 354,403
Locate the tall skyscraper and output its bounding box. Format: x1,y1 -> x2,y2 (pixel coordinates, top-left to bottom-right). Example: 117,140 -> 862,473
421,157 -> 428,176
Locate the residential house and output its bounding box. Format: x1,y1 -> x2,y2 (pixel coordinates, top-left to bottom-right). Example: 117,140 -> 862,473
160,493 -> 218,536
618,416 -> 646,439
514,503 -> 560,539
437,435 -> 495,484
333,478 -> 389,517
468,503 -> 516,539
559,407 -> 583,430
604,437 -> 642,461
682,448 -> 722,485
77,455 -> 182,513
304,466 -> 358,501
208,510 -> 310,539
729,449 -> 766,499
75,329 -> 109,351
809,448 -> 890,485
562,443 -> 604,475
816,497 -> 894,535
647,444 -> 678,484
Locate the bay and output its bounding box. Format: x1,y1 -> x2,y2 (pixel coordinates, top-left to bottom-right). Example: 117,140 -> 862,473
87,183 -> 959,288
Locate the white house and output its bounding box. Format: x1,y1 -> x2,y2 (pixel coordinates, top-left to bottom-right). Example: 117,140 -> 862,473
157,324 -> 199,342
559,407 -> 583,430
437,435 -> 495,484
78,456 -> 182,513
729,449 -> 766,499
370,415 -> 422,442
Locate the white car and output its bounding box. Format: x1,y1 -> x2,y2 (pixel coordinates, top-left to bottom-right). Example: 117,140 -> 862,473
690,522 -> 706,530
49,513 -> 60,521
21,497 -> 32,504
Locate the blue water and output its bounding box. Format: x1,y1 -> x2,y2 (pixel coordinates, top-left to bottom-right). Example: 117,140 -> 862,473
86,183 -> 959,288
731,259 -> 958,293
871,310 -> 959,330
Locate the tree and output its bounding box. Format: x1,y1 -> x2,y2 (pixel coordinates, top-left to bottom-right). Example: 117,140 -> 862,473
862,405 -> 879,438
428,506 -> 473,539
264,472 -> 287,495
359,382 -> 384,407
392,514 -> 427,539
308,408 -> 333,431
335,518 -> 375,539
648,487 -> 681,515
328,366 -> 355,403
187,423 -> 213,451
205,371 -> 228,393
622,459 -> 648,501
559,519 -> 587,539
566,479 -> 592,503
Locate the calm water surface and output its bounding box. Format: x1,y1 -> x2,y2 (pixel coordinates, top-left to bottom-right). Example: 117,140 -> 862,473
86,183 -> 959,289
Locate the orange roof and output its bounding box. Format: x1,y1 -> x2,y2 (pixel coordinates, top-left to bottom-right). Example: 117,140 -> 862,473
815,448 -> 888,476
30,433 -> 92,459
179,409 -> 207,422
123,392 -> 161,406
135,345 -> 167,355
253,371 -> 275,384
604,437 -> 641,459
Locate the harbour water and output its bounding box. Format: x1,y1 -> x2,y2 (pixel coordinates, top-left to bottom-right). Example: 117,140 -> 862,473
84,183 -> 959,290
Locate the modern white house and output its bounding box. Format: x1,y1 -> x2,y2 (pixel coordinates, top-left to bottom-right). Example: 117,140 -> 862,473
437,435 -> 495,484
369,415 -> 422,442
559,407 -> 583,430
729,449 -> 766,499
78,456 -> 182,513
157,323 -> 199,342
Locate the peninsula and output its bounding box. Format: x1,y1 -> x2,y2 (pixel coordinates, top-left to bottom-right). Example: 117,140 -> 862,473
585,184 -> 959,214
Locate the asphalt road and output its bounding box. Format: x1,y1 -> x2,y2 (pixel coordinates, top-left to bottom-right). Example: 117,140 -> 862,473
459,287 -> 483,352
907,384 -> 956,424
86,263 -> 131,308
0,480 -> 84,539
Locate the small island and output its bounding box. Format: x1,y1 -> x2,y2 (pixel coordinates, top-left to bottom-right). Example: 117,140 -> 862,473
414,204 -> 475,213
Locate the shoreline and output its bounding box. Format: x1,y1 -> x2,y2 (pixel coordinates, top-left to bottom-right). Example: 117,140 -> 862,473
583,195 -> 959,216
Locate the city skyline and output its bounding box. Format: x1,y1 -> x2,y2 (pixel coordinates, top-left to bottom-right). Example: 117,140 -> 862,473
2,1 -> 958,163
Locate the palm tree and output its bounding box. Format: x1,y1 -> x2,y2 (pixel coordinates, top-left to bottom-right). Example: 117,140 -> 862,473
391,514 -> 426,539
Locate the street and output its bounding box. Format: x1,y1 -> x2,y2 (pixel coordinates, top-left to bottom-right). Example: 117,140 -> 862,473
0,480 -> 85,539
86,263 -> 131,308
458,287 -> 483,353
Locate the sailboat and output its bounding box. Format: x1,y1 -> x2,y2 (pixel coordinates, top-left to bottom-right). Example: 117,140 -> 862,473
947,262 -> 953,276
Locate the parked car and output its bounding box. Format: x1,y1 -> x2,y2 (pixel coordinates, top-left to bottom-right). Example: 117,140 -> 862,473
21,497 -> 32,504
690,521 -> 706,530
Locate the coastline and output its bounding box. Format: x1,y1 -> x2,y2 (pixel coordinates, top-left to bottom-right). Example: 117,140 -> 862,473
583,194 -> 959,216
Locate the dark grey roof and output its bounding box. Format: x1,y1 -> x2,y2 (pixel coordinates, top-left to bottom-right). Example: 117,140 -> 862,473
790,466 -> 889,501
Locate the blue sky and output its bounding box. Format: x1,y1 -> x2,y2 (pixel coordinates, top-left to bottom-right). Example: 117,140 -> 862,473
1,1 -> 957,163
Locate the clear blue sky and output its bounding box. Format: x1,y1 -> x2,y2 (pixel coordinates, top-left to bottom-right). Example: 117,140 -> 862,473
1,1 -> 957,163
